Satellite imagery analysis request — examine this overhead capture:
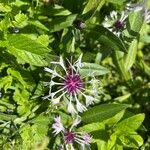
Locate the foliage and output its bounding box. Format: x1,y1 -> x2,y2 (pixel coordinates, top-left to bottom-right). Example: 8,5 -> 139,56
0,0 -> 149,149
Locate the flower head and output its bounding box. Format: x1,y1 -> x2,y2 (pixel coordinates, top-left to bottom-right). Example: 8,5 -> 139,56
64,74 -> 83,95
64,131 -> 76,144
44,54 -> 96,114
126,0 -> 150,24
52,116 -> 92,149
103,11 -> 128,36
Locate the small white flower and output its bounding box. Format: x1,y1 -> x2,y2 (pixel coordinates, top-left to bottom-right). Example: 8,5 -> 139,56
103,11 -> 128,36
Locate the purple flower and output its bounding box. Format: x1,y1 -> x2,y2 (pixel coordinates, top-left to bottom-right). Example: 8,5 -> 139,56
103,11 -> 128,36
64,131 -> 76,144
64,74 -> 83,95
43,54 -> 96,114
52,116 -> 92,149
114,20 -> 125,31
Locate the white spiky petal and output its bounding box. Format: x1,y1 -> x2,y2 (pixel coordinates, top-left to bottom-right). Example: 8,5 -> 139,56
67,96 -> 77,114
76,98 -> 87,113
52,116 -> 64,135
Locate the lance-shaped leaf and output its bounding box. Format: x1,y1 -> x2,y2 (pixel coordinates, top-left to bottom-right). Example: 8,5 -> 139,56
81,104 -> 129,123
125,39 -> 138,71
80,62 -> 109,77
112,51 -> 130,81
82,0 -> 105,15
48,14 -> 77,32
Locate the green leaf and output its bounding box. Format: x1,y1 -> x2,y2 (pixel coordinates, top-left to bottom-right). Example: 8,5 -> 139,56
0,76 -> 12,92
7,34 -> 51,66
20,115 -> 50,149
0,112 -> 17,121
81,104 -> 129,123
11,0 -> 29,7
86,25 -> 127,53
94,139 -> 107,150
106,0 -> 125,5
41,4 -> 71,16
0,3 -> 11,12
125,39 -> 138,70
12,13 -> 28,28
119,133 -> 143,148
29,20 -> 49,31
141,34 -> 150,43
104,110 -> 125,126
48,14 -> 77,32
114,114 -> 145,133
0,15 -> 11,31
112,51 -> 130,80
82,0 -> 105,15
7,34 -> 50,54
13,89 -> 31,116
78,122 -> 105,132
31,119 -> 50,141
0,40 -> 8,47
7,68 -> 28,89
37,35 -> 49,47
127,11 -> 144,35
138,59 -> 150,76
30,114 -> 51,125
20,124 -> 33,150
7,46 -> 48,66
112,145 -> 123,150
114,93 -> 131,102
80,62 -> 109,77
107,134 -> 117,150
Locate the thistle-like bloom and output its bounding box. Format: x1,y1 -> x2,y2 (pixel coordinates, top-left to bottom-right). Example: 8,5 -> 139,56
103,11 -> 128,36
44,54 -> 96,114
126,0 -> 150,24
52,116 -> 92,150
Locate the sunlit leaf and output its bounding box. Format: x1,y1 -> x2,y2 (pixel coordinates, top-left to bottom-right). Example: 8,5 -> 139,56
80,62 -> 109,76
81,104 -> 129,123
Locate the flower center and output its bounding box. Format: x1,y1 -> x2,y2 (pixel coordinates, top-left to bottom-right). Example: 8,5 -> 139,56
114,20 -> 124,30
64,73 -> 83,95
64,131 -> 76,144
